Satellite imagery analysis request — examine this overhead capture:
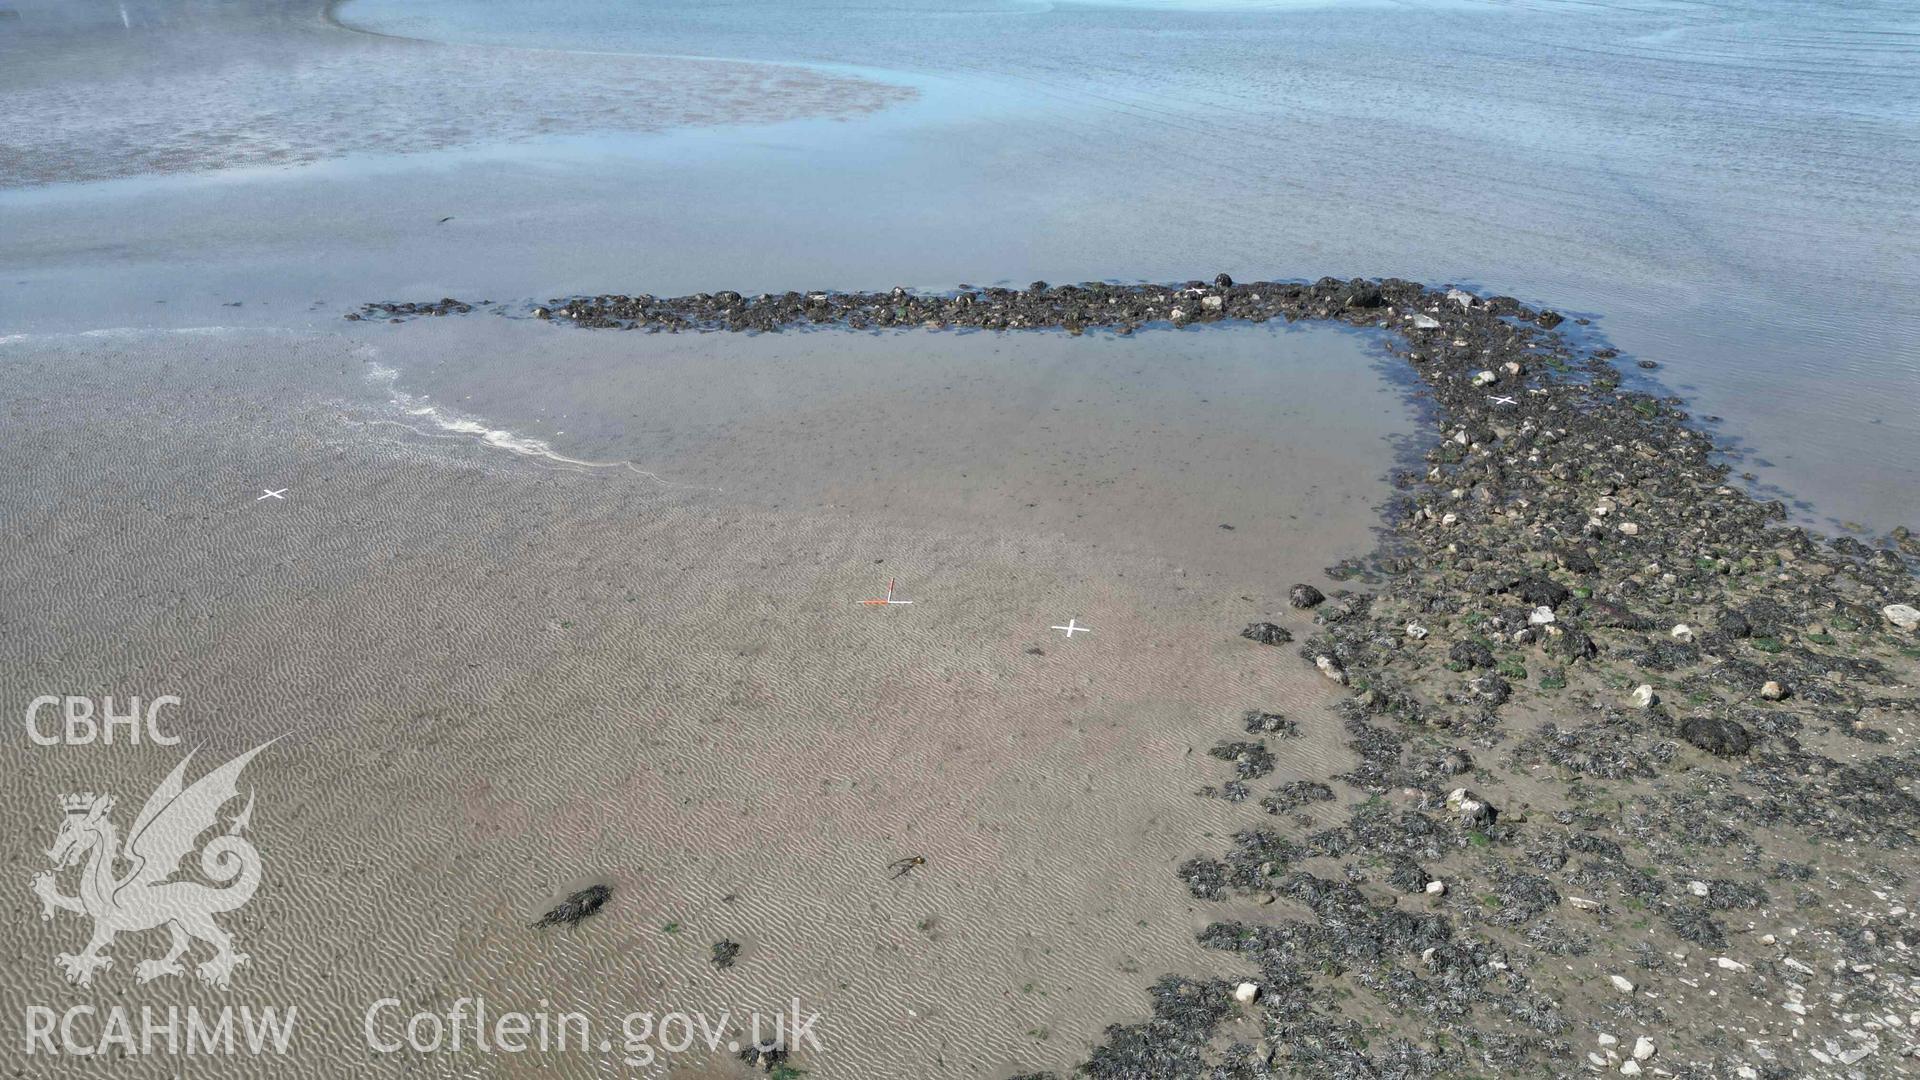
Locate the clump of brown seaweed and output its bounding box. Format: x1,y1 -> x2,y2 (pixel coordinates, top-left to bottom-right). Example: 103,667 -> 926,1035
532,884 -> 611,930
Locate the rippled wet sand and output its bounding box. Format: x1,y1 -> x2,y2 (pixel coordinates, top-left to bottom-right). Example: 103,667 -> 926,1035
0,323 -> 1404,1076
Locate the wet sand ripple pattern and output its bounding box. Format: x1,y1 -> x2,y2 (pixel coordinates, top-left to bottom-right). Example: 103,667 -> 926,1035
0,327 -> 1379,1077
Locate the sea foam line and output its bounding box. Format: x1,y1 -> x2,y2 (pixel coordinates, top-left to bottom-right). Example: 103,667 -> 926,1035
362,362 -> 707,488
0,325 -> 246,346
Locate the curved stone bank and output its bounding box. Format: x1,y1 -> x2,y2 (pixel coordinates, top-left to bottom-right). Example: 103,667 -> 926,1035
357,277 -> 1920,1078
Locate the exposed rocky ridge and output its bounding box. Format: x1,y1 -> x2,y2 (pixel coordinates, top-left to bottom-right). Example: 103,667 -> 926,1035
354,277 -> 1919,1077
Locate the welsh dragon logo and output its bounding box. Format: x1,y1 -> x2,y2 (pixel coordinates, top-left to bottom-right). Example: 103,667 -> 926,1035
30,742 -> 273,990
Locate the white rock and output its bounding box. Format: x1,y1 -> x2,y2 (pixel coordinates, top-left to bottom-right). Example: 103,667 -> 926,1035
1632,1036 -> 1655,1061
1473,369 -> 1497,386
1759,933 -> 1776,945
1588,1052 -> 1609,1067
1501,361 -> 1522,376
1569,896 -> 1602,911
1411,313 -> 1441,330
1447,288 -> 1475,310
1440,512 -> 1459,526
1761,680 -> 1786,701
1631,684 -> 1657,709
1446,787 -> 1494,826
1688,880 -> 1710,898
1835,1034 -> 1878,1065
1620,1060 -> 1642,1076
1597,1033 -> 1618,1047
1405,622 -> 1430,640
1618,521 -> 1640,536
1884,603 -> 1920,631
1426,880 -> 1446,895
1201,295 -> 1224,310
1670,623 -> 1694,642
1233,981 -> 1260,1004
1610,974 -> 1635,994
1529,605 -> 1557,626
1717,957 -> 1749,972
1736,1067 -> 1757,1080
1315,655 -> 1347,684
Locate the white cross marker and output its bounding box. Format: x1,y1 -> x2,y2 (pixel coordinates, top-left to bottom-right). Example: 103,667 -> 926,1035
1051,618 -> 1091,637
858,579 -> 913,606
1487,395 -> 1517,406
257,488 -> 287,500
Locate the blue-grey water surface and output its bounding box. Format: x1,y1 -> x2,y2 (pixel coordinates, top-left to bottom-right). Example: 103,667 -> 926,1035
2,0 -> 1916,528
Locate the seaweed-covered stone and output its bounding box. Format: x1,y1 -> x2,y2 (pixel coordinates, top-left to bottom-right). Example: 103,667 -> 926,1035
1505,575 -> 1572,608
1081,976 -> 1235,1080
1486,866 -> 1561,925
532,884 -> 611,929
1558,548 -> 1598,574
1679,714 -> 1753,757
1573,598 -> 1653,631
1177,858 -> 1231,900
737,1038 -> 790,1071
1663,906 -> 1728,949
1289,583 -> 1327,609
1620,637 -> 1700,672
1549,627 -> 1600,662
1698,878 -> 1768,910
1448,640 -> 1495,669
1466,674 -> 1512,707
1241,622 -> 1293,646
1262,780 -> 1335,815
1208,740 -> 1276,780
711,939 -> 742,969
1243,709 -> 1298,736
1717,607 -> 1754,638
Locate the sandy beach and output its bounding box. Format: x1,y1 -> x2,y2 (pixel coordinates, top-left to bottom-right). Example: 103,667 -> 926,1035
1,320 -> 1404,1076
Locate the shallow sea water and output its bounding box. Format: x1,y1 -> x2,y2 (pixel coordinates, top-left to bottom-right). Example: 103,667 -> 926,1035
365,318 -> 1412,585
336,0 -> 1920,531
2,0 -> 1912,527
